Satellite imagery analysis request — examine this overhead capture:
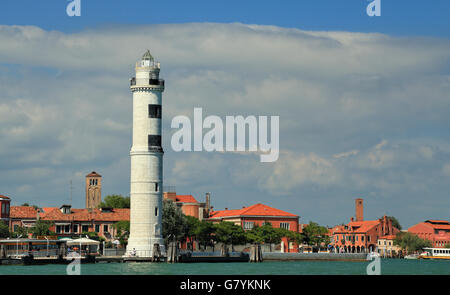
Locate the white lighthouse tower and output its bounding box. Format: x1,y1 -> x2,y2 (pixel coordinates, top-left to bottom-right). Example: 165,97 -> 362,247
126,50 -> 165,257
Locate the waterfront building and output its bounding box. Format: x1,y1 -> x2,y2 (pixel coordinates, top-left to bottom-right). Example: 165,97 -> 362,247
9,205 -> 129,241
206,203 -> 300,252
408,220 -> 450,248
377,235 -> 401,257
330,199 -> 399,253
85,171 -> 102,209
126,50 -> 166,258
163,189 -> 211,220
0,195 -> 10,224
9,206 -> 37,235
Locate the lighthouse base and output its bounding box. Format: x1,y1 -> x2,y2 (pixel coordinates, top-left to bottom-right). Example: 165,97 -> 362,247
125,237 -> 166,258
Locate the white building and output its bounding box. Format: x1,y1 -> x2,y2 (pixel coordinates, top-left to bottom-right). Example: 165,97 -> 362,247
126,50 -> 165,257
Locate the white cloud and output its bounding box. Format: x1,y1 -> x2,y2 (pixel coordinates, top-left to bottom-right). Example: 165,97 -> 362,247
0,23 -> 449,226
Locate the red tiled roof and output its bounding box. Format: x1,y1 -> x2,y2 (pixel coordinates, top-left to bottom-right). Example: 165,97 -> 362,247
0,195 -> 10,200
332,220 -> 380,234
348,220 -> 380,233
10,206 -> 37,219
426,220 -> 449,224
209,203 -> 298,219
40,208 -> 129,222
175,195 -> 198,203
425,220 -> 450,230
86,171 -> 101,177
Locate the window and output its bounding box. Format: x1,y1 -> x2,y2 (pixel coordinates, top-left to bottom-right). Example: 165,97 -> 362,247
56,225 -> 62,233
148,104 -> 162,118
103,225 -> 108,232
95,225 -> 100,232
1,203 -> 4,214
362,236 -> 365,242
155,207 -> 158,217
73,225 -> 78,233
155,183 -> 159,192
82,225 -> 89,232
148,135 -> 161,147
243,222 -> 254,230
280,222 -> 290,230
64,225 -> 70,233
13,225 -> 18,232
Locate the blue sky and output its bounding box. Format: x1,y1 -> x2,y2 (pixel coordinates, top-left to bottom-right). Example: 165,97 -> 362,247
0,1 -> 449,228
1,0 -> 449,36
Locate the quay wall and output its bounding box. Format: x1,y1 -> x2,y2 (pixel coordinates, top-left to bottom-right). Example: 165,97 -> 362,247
263,252 -> 367,261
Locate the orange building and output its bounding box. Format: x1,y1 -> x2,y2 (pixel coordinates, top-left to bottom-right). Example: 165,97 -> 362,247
9,205 -> 129,241
163,190 -> 211,220
330,199 -> 399,253
0,195 -> 11,224
408,220 -> 450,248
207,203 -> 300,252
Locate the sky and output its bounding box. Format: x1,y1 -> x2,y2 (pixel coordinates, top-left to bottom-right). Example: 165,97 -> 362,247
0,0 -> 449,228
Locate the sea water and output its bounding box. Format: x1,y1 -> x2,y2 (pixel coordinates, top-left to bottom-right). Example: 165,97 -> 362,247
0,259 -> 448,275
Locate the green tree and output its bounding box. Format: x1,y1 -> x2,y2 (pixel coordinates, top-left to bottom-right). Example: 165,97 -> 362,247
445,243 -> 450,249
214,222 -> 247,253
99,195 -> 130,208
162,199 -> 185,244
30,220 -> 54,237
245,224 -> 285,251
302,221 -> 330,249
10,226 -> 28,238
182,215 -> 201,250
245,225 -> 264,244
195,221 -> 216,251
112,220 -> 130,247
394,232 -> 431,254
0,222 -> 9,238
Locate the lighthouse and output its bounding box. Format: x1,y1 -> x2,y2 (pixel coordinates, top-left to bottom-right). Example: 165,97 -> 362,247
126,50 -> 165,257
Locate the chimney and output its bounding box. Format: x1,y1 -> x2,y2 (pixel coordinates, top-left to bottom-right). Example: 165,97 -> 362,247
355,198 -> 363,222
205,192 -> 211,213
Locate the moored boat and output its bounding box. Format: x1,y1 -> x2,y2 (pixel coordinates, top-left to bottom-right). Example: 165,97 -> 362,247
419,248 -> 450,260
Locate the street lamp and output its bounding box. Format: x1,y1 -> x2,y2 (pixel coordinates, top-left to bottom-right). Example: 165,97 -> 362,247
16,235 -> 22,257
44,236 -> 49,257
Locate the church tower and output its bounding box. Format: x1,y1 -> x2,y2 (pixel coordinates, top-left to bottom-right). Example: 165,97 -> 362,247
85,171 -> 102,209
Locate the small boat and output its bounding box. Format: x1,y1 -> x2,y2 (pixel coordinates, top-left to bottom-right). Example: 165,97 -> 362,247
419,248 -> 450,260
404,253 -> 419,259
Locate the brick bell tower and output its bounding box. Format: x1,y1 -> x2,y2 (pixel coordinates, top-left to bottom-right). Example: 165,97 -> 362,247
355,198 -> 364,222
86,171 -> 102,209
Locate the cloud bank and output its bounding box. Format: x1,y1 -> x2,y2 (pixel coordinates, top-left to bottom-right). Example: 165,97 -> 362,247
0,23 -> 449,227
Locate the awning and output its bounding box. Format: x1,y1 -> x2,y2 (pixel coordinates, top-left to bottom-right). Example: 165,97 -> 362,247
66,238 -> 100,246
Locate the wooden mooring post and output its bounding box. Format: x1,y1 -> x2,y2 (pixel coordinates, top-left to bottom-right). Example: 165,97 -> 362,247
152,244 -> 162,262
250,244 -> 263,262
167,241 -> 179,263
